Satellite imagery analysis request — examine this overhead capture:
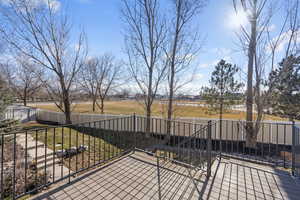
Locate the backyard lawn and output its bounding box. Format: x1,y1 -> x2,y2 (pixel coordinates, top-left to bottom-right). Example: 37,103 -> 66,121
22,122 -> 124,170
31,100 -> 287,121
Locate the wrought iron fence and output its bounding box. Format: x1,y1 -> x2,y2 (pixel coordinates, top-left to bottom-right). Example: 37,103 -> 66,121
134,116 -> 215,177
210,120 -> 300,172
0,115 -> 214,199
0,116 -> 136,199
143,118 -> 300,176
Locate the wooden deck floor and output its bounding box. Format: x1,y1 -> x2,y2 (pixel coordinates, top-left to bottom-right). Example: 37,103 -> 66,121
31,152 -> 300,200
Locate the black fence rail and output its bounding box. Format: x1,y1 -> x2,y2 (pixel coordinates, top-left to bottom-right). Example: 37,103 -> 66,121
129,116 -> 299,173
0,116 -> 136,199
213,120 -> 300,173
0,115 -> 214,199
133,116 -> 215,177
3,112 -> 298,200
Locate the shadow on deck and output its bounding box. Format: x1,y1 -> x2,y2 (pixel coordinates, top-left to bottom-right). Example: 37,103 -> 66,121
30,151 -> 300,200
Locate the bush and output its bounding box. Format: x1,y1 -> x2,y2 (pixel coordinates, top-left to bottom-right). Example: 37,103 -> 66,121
0,161 -> 49,198
0,138 -> 50,198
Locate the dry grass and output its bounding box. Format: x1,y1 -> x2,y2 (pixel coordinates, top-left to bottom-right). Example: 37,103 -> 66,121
23,122 -> 120,155
22,122 -> 124,172
31,100 -> 287,121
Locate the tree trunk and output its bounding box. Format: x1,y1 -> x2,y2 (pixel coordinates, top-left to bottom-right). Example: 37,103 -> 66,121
63,95 -> 72,124
166,96 -> 173,136
219,63 -> 224,152
253,80 -> 263,147
166,72 -> 175,139
166,0 -> 181,139
23,89 -> 27,106
146,103 -> 151,136
92,98 -> 96,112
245,6 -> 257,148
146,67 -> 153,136
60,77 -> 72,124
219,96 -> 223,152
100,98 -> 104,114
246,132 -> 257,148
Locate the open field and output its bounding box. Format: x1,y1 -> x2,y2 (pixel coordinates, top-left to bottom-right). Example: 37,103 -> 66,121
31,100 -> 287,121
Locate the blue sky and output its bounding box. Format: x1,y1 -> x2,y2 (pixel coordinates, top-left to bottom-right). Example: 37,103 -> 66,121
56,0 -> 287,94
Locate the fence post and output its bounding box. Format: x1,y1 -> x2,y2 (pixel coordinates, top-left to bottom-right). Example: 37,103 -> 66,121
27,109 -> 30,121
133,113 -> 137,150
292,121 -> 296,176
156,156 -> 162,200
219,119 -> 222,155
207,120 -> 212,178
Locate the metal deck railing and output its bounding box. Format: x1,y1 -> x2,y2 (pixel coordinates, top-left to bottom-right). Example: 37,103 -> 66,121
0,115 -> 214,199
211,120 -> 300,171
2,111 -> 300,200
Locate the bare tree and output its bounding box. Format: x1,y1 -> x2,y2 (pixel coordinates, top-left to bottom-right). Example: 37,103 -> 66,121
80,54 -> 121,113
264,0 -> 300,120
121,0 -> 167,133
233,0 -> 274,148
233,0 -> 300,147
0,64 -> 12,116
262,0 -> 299,112
165,0 -> 205,134
80,57 -> 99,112
96,54 -> 122,114
9,57 -> 43,106
254,0 -> 300,139
0,0 -> 87,124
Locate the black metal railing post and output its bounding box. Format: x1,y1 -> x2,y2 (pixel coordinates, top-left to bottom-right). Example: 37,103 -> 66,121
13,133 -> 16,200
27,109 -> 30,121
292,121 -> 296,176
219,118 -> 222,155
1,135 -> 3,200
133,113 -> 136,150
156,156 -> 162,200
207,120 -> 212,178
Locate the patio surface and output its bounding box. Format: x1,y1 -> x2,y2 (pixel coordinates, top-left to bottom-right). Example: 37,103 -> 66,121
30,151 -> 300,200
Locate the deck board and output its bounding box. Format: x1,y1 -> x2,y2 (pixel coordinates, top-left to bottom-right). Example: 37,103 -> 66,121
31,152 -> 300,200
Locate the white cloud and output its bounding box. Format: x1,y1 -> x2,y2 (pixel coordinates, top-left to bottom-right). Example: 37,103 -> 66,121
268,24 -> 276,32
1,0 -> 60,12
199,59 -> 219,69
212,48 -> 232,57
267,30 -> 300,53
227,9 -> 249,30
193,73 -> 204,80
258,24 -> 276,32
0,53 -> 14,62
198,47 -> 236,71
46,0 -> 60,11
179,82 -> 204,95
74,43 -> 81,51
199,63 -> 209,68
